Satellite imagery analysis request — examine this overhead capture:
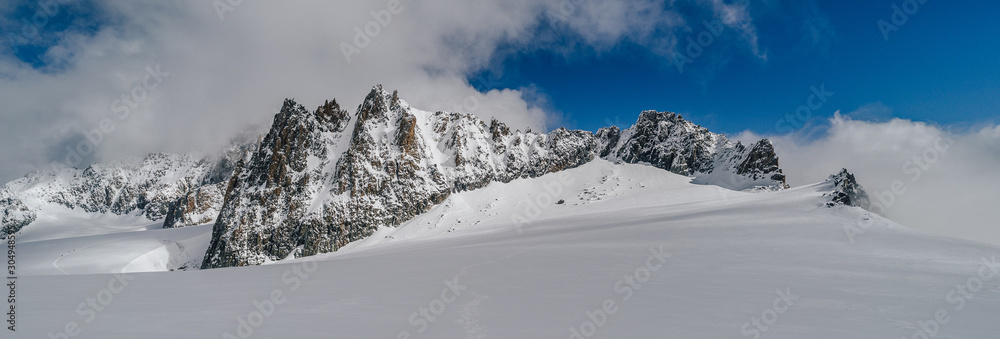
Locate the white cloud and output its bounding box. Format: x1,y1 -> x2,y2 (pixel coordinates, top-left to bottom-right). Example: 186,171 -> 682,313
761,112 -> 1000,246
706,0 -> 766,60
0,0 -> 840,186
0,0 -> 706,182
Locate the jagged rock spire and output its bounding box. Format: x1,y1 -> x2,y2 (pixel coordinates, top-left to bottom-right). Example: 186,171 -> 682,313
824,168 -> 871,210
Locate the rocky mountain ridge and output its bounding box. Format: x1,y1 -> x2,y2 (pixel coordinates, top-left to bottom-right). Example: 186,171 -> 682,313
2,85 -> 796,270
201,85 -> 788,268
202,87 -> 604,267
0,134 -> 256,236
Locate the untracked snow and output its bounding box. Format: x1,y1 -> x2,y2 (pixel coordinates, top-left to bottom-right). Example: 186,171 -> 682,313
12,160 -> 1000,338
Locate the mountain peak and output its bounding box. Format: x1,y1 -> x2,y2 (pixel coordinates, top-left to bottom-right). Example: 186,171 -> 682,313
357,84 -> 402,123
736,139 -> 786,185
824,168 -> 871,210
0,85 -> 794,263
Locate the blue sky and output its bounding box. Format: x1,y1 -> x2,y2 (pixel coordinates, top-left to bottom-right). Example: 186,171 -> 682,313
4,1 -> 997,136
3,0 -> 104,70
468,0 -> 1000,135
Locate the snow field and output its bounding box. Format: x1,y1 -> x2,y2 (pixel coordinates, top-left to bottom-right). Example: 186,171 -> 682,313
11,160 -> 1000,338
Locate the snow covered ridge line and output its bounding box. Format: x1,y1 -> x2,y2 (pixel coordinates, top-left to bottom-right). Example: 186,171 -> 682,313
200,85 -> 790,269
0,132 -> 258,237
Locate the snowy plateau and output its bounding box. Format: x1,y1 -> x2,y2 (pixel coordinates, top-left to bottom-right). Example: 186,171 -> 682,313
4,86 -> 1000,338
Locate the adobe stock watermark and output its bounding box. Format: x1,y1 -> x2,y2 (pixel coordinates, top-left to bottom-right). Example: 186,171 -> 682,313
6,234 -> 15,332
670,0 -> 749,73
899,254 -> 999,339
47,273 -> 135,338
510,171 -> 575,234
213,0 -> 245,21
448,89 -> 482,116
602,115 -> 630,130
545,0 -> 587,29
340,0 -> 409,63
221,257 -> 318,339
774,83 -> 834,138
878,0 -> 931,41
56,64 -> 169,171
740,287 -> 799,339
844,135 -> 954,244
448,73 -> 505,115
715,170 -> 765,202
397,276 -> 468,339
568,245 -> 670,338
5,0 -> 72,55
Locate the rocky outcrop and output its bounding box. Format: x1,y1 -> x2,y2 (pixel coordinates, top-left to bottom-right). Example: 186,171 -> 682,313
605,111 -> 715,175
202,86 -> 601,268
599,110 -> 787,190
162,183 -> 226,228
0,198 -> 35,235
736,140 -> 786,184
824,169 -> 871,210
595,126 -> 621,158
202,97 -> 357,268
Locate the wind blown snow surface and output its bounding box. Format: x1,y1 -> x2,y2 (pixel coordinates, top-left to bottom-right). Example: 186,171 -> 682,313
12,160 -> 1000,338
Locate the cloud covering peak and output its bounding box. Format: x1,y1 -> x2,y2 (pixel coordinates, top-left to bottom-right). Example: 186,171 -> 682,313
757,112 -> 1000,246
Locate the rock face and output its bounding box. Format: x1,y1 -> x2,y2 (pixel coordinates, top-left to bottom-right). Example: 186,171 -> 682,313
599,110 -> 787,190
735,140 -> 786,184
201,87 -> 600,268
201,86 -> 788,268
0,135 -> 256,237
162,183 -> 226,228
824,168 -> 871,210
0,84 -> 792,265
0,198 -> 34,236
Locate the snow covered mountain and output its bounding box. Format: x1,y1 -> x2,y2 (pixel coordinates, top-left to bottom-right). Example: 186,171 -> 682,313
201,85 -> 787,268
12,86 -> 1000,337
598,110 -> 786,190
2,85 -> 787,268
0,133 -> 256,237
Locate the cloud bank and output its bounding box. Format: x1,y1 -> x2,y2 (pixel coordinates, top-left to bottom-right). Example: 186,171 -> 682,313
0,0 -> 777,182
750,113 -> 1000,246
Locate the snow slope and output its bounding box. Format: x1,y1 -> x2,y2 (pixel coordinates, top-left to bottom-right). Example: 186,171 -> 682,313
13,160 -> 1000,338
14,205 -> 211,275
